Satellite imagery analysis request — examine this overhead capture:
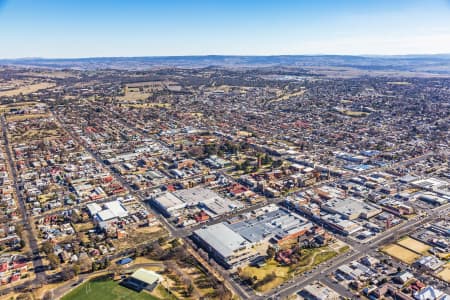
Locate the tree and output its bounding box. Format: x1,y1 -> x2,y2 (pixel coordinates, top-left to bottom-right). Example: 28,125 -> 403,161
272,160 -> 283,168
41,241 -> 53,255
47,253 -> 60,270
266,246 -> 276,259
42,291 -> 54,300
72,264 -> 81,275
60,266 -> 75,281
186,283 -> 194,297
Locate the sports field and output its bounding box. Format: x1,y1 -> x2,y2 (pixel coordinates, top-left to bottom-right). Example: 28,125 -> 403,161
397,237 -> 431,254
381,244 -> 420,264
62,276 -> 160,300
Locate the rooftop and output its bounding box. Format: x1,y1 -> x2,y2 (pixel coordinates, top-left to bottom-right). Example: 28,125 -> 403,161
194,222 -> 248,258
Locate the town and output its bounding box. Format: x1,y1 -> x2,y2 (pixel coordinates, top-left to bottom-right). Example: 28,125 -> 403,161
0,62 -> 448,300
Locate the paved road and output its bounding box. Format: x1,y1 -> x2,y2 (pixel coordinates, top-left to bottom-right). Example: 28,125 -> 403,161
268,202 -> 450,299
53,107 -> 440,299
0,115 -> 46,284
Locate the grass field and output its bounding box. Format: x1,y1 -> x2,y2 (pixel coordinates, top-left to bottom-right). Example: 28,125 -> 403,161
381,244 -> 420,264
61,276 -> 161,300
239,259 -> 290,293
397,237 -> 431,254
239,246 -> 340,292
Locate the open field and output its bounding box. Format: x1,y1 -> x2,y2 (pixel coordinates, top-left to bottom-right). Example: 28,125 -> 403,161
268,89 -> 305,103
381,244 -> 420,264
21,71 -> 78,79
0,82 -> 55,97
61,276 -> 161,300
6,113 -> 51,122
341,110 -> 370,117
239,245 -> 340,293
397,237 -> 431,254
240,259 -> 290,293
437,263 -> 450,283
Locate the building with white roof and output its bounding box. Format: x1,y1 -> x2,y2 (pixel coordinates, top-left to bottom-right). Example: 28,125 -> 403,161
192,222 -> 254,269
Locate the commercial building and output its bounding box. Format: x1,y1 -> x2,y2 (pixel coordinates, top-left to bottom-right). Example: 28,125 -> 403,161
322,198 -> 381,220
192,205 -> 314,268
298,281 -> 340,300
192,222 -> 254,269
227,205 -> 312,244
151,186 -> 242,218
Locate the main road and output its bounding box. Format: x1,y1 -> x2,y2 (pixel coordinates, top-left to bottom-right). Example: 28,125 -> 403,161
0,115 -> 46,284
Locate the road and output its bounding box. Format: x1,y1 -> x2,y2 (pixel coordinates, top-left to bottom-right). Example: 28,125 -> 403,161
0,115 -> 46,284
84,104 -> 441,299
53,106 -> 442,299
268,202 -> 450,299
53,110 -> 250,299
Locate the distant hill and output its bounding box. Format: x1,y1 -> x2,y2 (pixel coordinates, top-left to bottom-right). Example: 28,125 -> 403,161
2,54 -> 450,74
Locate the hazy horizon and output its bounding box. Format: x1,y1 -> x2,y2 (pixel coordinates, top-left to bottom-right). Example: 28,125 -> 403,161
1,0 -> 450,59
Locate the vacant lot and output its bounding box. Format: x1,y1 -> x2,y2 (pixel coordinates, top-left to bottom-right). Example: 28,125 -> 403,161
437,263 -> 450,283
62,276 -> 160,300
382,244 -> 420,264
397,237 -> 431,254
240,259 -> 290,293
239,245 -> 341,293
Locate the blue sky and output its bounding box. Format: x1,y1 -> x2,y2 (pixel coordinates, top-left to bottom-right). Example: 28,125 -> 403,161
1,0 -> 450,58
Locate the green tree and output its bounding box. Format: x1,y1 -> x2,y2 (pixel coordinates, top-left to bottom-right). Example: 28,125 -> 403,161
47,253 -> 60,270
41,241 -> 53,255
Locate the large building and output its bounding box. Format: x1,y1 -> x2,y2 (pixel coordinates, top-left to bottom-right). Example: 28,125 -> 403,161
322,197 -> 381,220
227,205 -> 313,244
151,186 -> 242,217
192,222 -> 254,269
298,281 -> 340,300
192,205 -> 314,268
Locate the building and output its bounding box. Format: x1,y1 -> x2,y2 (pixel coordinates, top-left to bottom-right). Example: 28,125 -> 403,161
151,191 -> 186,217
151,187 -> 242,218
227,205 -> 313,244
192,205 -> 314,267
298,281 -> 340,300
414,286 -> 449,300
320,214 -> 362,235
192,222 -> 254,269
322,197 -> 381,220
121,268 -> 161,292
414,256 -> 445,271
92,200 -> 128,229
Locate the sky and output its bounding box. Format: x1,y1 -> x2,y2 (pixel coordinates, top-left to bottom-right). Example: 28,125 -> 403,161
1,0 -> 450,58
